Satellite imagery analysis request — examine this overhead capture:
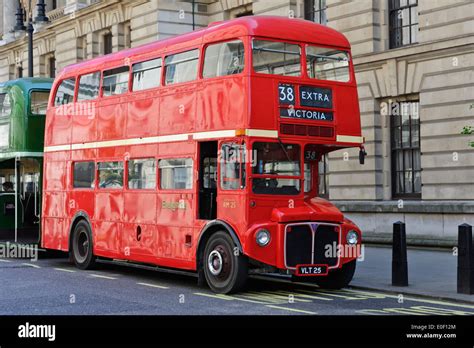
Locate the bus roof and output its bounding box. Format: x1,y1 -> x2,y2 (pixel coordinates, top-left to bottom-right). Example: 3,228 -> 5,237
0,78 -> 53,93
58,16 -> 351,78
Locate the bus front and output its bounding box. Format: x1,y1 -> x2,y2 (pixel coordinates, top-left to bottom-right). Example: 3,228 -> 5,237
243,32 -> 364,288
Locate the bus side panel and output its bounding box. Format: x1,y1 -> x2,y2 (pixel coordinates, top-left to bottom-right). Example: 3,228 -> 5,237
72,101 -> 97,144
249,77 -> 277,130
94,191 -> 123,257
126,91 -> 160,138
97,97 -> 127,141
159,84 -> 196,135
195,76 -> 248,132
44,109 -> 72,146
123,192 -> 157,259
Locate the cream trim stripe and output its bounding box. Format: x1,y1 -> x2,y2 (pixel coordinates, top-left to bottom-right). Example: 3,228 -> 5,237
336,135 -> 364,143
44,129 -> 279,153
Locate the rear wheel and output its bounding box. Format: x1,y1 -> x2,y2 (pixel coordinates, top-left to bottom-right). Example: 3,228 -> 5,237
203,231 -> 248,294
71,220 -> 96,270
314,260 -> 356,289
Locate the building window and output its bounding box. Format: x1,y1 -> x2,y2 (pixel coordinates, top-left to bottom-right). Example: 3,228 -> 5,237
391,101 -> 421,198
159,158 -> 193,190
318,154 -> 329,198
48,57 -> 56,78
17,65 -> 23,79
389,0 -> 418,49
304,0 -> 327,25
73,162 -> 95,189
103,32 -> 113,55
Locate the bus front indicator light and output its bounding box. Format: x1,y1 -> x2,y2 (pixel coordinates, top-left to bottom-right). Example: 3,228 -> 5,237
346,230 -> 359,245
256,229 -> 271,247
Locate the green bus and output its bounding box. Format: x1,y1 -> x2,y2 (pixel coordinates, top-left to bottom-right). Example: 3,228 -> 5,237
0,78 -> 53,243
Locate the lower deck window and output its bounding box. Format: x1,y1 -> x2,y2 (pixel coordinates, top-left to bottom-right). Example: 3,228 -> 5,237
98,162 -> 124,189
73,162 -> 95,188
159,158 -> 193,190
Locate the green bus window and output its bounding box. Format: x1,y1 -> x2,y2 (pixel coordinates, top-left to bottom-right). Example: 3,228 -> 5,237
54,78 -> 76,106
102,67 -> 129,97
73,162 -> 95,189
0,93 -> 11,117
165,49 -> 199,85
128,159 -> 156,189
159,158 -> 193,190
132,58 -> 162,91
203,40 -> 245,78
30,91 -> 49,115
77,72 -> 100,101
98,162 -> 124,189
252,40 -> 301,76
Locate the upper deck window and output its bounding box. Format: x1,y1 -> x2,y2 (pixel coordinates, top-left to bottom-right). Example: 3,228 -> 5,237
252,40 -> 301,76
203,40 -> 245,78
30,91 -> 49,115
77,72 -> 100,101
132,58 -> 162,91
102,67 -> 129,97
306,46 -> 350,82
0,93 -> 11,117
54,78 -> 75,106
165,49 -> 199,85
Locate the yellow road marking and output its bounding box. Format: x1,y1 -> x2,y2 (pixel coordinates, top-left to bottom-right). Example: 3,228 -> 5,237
267,290 -> 333,301
137,282 -> 169,289
247,291 -> 312,303
21,263 -> 40,269
193,292 -> 235,301
265,305 -> 316,315
237,292 -> 283,304
358,306 -> 474,316
54,267 -> 76,273
89,274 -> 117,280
309,289 -> 368,300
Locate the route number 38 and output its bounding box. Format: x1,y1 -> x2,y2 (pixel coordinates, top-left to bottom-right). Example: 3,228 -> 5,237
278,84 -> 295,105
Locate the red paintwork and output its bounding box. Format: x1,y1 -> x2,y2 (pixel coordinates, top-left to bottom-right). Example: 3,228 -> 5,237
42,16 -> 363,273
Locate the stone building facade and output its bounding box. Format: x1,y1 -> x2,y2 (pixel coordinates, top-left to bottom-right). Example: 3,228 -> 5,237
0,0 -> 472,245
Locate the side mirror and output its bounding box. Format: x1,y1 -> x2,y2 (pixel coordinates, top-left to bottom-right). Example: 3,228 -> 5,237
359,147 -> 367,165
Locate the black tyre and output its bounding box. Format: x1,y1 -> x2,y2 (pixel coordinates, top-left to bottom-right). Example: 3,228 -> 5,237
314,260 -> 356,289
203,231 -> 248,294
71,220 -> 96,270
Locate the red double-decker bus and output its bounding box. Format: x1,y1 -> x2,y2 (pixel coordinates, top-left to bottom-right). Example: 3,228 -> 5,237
42,16 -> 364,294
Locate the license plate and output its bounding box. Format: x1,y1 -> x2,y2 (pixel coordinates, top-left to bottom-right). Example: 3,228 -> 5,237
295,264 -> 328,276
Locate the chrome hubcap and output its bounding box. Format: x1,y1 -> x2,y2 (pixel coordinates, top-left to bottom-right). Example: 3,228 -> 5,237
208,250 -> 223,276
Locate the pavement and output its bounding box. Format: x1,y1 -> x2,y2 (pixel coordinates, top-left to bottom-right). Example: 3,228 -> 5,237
352,244 -> 474,304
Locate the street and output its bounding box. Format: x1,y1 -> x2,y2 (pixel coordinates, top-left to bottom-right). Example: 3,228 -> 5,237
1,256 -> 473,316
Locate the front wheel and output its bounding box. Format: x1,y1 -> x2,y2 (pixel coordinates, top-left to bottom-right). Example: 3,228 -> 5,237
203,231 -> 248,294
314,260 -> 356,289
71,220 -> 96,270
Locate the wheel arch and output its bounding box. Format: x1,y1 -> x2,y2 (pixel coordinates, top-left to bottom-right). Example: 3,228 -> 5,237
196,219 -> 243,269
68,211 -> 93,252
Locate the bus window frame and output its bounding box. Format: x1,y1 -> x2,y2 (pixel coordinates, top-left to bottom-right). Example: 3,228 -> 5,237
72,160 -> 96,190
158,156 -> 194,192
163,48 -> 201,86
126,157 -> 157,191
248,138 -> 305,198
100,66 -> 131,98
218,138 -> 247,191
52,77 -> 78,107
250,37 -> 304,79
304,43 -> 354,84
27,89 -> 50,116
76,71 -> 102,103
131,57 -> 163,92
201,38 -> 247,80
97,160 -> 125,191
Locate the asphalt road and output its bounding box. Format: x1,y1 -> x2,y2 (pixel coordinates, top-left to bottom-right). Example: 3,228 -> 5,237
1,256 -> 474,316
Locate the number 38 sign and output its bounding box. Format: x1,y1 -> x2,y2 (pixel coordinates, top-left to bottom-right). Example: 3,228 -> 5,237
278,83 -> 295,105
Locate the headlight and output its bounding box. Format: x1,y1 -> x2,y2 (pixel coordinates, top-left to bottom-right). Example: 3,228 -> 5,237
256,229 -> 271,247
346,230 -> 359,245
